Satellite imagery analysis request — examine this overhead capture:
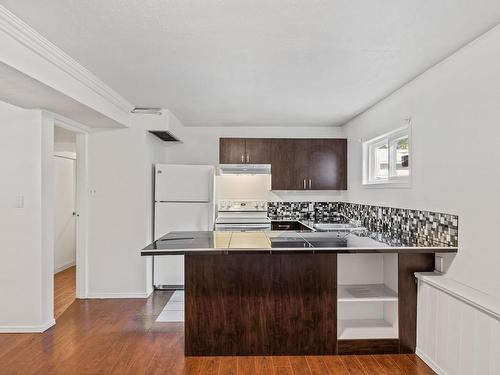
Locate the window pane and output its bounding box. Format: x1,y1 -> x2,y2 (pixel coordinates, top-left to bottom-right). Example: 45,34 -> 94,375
373,143 -> 389,179
395,137 -> 409,176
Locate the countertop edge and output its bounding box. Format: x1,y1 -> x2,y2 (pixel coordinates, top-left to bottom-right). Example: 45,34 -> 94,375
142,246 -> 458,256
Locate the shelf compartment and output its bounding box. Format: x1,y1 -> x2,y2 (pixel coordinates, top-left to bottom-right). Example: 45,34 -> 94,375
338,318 -> 398,340
338,284 -> 398,302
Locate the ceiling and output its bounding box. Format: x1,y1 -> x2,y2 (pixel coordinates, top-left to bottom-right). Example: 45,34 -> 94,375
2,1 -> 500,127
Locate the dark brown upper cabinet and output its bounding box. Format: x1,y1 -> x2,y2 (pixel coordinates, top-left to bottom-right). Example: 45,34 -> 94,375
219,137 -> 347,190
271,138 -> 347,190
308,139 -> 347,190
244,138 -> 272,164
219,138 -> 246,164
270,139 -> 302,190
219,138 -> 272,164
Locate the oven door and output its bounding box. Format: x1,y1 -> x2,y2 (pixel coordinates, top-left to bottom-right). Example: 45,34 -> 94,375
215,223 -> 271,232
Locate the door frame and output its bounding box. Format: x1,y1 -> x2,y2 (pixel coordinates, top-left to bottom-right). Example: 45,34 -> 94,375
46,111 -> 90,300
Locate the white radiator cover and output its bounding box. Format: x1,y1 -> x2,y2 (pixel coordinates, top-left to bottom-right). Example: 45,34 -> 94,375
416,273 -> 500,375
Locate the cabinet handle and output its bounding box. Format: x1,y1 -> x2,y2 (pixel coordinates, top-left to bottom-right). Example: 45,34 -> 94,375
246,153 -> 250,163
241,154 -> 244,163
309,179 -> 312,189
303,179 -> 306,189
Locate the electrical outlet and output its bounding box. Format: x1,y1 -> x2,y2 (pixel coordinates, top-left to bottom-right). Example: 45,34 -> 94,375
435,255 -> 444,273
89,189 -> 97,197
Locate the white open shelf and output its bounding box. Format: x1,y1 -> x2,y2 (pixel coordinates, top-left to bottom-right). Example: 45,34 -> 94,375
338,284 -> 398,302
338,318 -> 398,339
337,254 -> 399,340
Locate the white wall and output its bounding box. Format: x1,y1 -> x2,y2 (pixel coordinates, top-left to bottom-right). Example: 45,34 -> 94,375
166,112 -> 345,202
342,24 -> 500,374
0,100 -> 54,331
343,25 -> 500,299
53,155 -> 76,273
86,114 -> 167,297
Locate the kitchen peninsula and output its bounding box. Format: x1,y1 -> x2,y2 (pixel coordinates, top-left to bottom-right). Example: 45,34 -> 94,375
142,230 -> 457,356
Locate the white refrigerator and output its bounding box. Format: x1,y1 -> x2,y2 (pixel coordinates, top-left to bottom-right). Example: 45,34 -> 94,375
153,164 -> 214,288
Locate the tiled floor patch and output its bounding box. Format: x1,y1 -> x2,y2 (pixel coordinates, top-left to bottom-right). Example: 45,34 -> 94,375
156,290 -> 184,322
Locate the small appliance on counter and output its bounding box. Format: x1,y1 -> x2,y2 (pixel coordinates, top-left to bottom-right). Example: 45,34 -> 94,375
215,200 -> 270,231
153,164 -> 215,290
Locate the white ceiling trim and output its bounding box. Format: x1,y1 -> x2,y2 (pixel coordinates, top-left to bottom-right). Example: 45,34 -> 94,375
0,5 -> 133,115
42,110 -> 92,134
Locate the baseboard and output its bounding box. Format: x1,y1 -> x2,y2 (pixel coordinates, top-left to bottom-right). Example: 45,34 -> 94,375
86,291 -> 152,299
416,348 -> 448,375
0,319 -> 55,333
54,261 -> 76,274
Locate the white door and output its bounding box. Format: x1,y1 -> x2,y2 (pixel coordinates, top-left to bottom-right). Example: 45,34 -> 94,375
54,156 -> 76,273
154,202 -> 211,286
155,164 -> 213,202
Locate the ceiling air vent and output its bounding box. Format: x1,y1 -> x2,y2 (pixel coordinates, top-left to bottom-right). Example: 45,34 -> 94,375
149,130 -> 180,142
131,107 -> 162,115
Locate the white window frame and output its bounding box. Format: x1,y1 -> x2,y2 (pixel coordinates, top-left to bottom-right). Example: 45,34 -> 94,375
362,124 -> 411,187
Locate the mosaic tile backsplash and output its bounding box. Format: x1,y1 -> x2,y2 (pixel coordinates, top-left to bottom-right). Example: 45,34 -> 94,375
267,201 -> 458,247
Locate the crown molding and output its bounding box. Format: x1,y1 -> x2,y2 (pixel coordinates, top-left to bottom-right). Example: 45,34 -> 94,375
0,5 -> 133,114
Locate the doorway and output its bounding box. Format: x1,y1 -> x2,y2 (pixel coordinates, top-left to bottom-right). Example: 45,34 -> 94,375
53,125 -> 77,318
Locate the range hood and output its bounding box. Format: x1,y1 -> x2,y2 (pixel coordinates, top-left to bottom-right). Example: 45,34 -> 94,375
219,164 -> 271,175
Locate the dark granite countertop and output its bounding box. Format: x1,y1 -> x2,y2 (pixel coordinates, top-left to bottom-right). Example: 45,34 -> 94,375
141,228 -> 458,256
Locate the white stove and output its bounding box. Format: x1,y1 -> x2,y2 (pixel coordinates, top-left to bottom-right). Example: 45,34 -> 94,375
215,200 -> 271,231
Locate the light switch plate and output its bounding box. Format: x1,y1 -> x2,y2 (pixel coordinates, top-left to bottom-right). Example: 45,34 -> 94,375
15,195 -> 24,208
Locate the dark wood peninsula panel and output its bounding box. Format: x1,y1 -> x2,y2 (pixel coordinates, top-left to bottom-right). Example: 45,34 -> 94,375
185,253 -> 337,356
398,253 -> 435,353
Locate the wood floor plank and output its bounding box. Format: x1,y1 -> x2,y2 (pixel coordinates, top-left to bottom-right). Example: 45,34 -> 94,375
389,354 -> 431,375
200,357 -> 220,375
185,357 -> 205,375
372,355 -> 405,375
305,356 -> 330,375
272,356 -> 292,367
339,355 -> 367,375
255,356 -> 275,375
238,356 -> 257,374
323,356 -> 351,375
275,367 -> 294,375
54,266 -> 76,319
405,355 -> 436,375
219,356 -> 238,375
289,356 -> 312,375
355,355 -> 387,375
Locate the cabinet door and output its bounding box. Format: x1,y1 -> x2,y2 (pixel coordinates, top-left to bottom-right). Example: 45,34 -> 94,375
293,139 -> 314,190
308,139 -> 347,190
245,138 -> 272,164
271,139 -> 302,190
219,138 -> 246,164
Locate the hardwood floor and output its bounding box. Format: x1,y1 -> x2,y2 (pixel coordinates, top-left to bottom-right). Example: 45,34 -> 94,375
0,291 -> 436,374
54,266 -> 76,319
